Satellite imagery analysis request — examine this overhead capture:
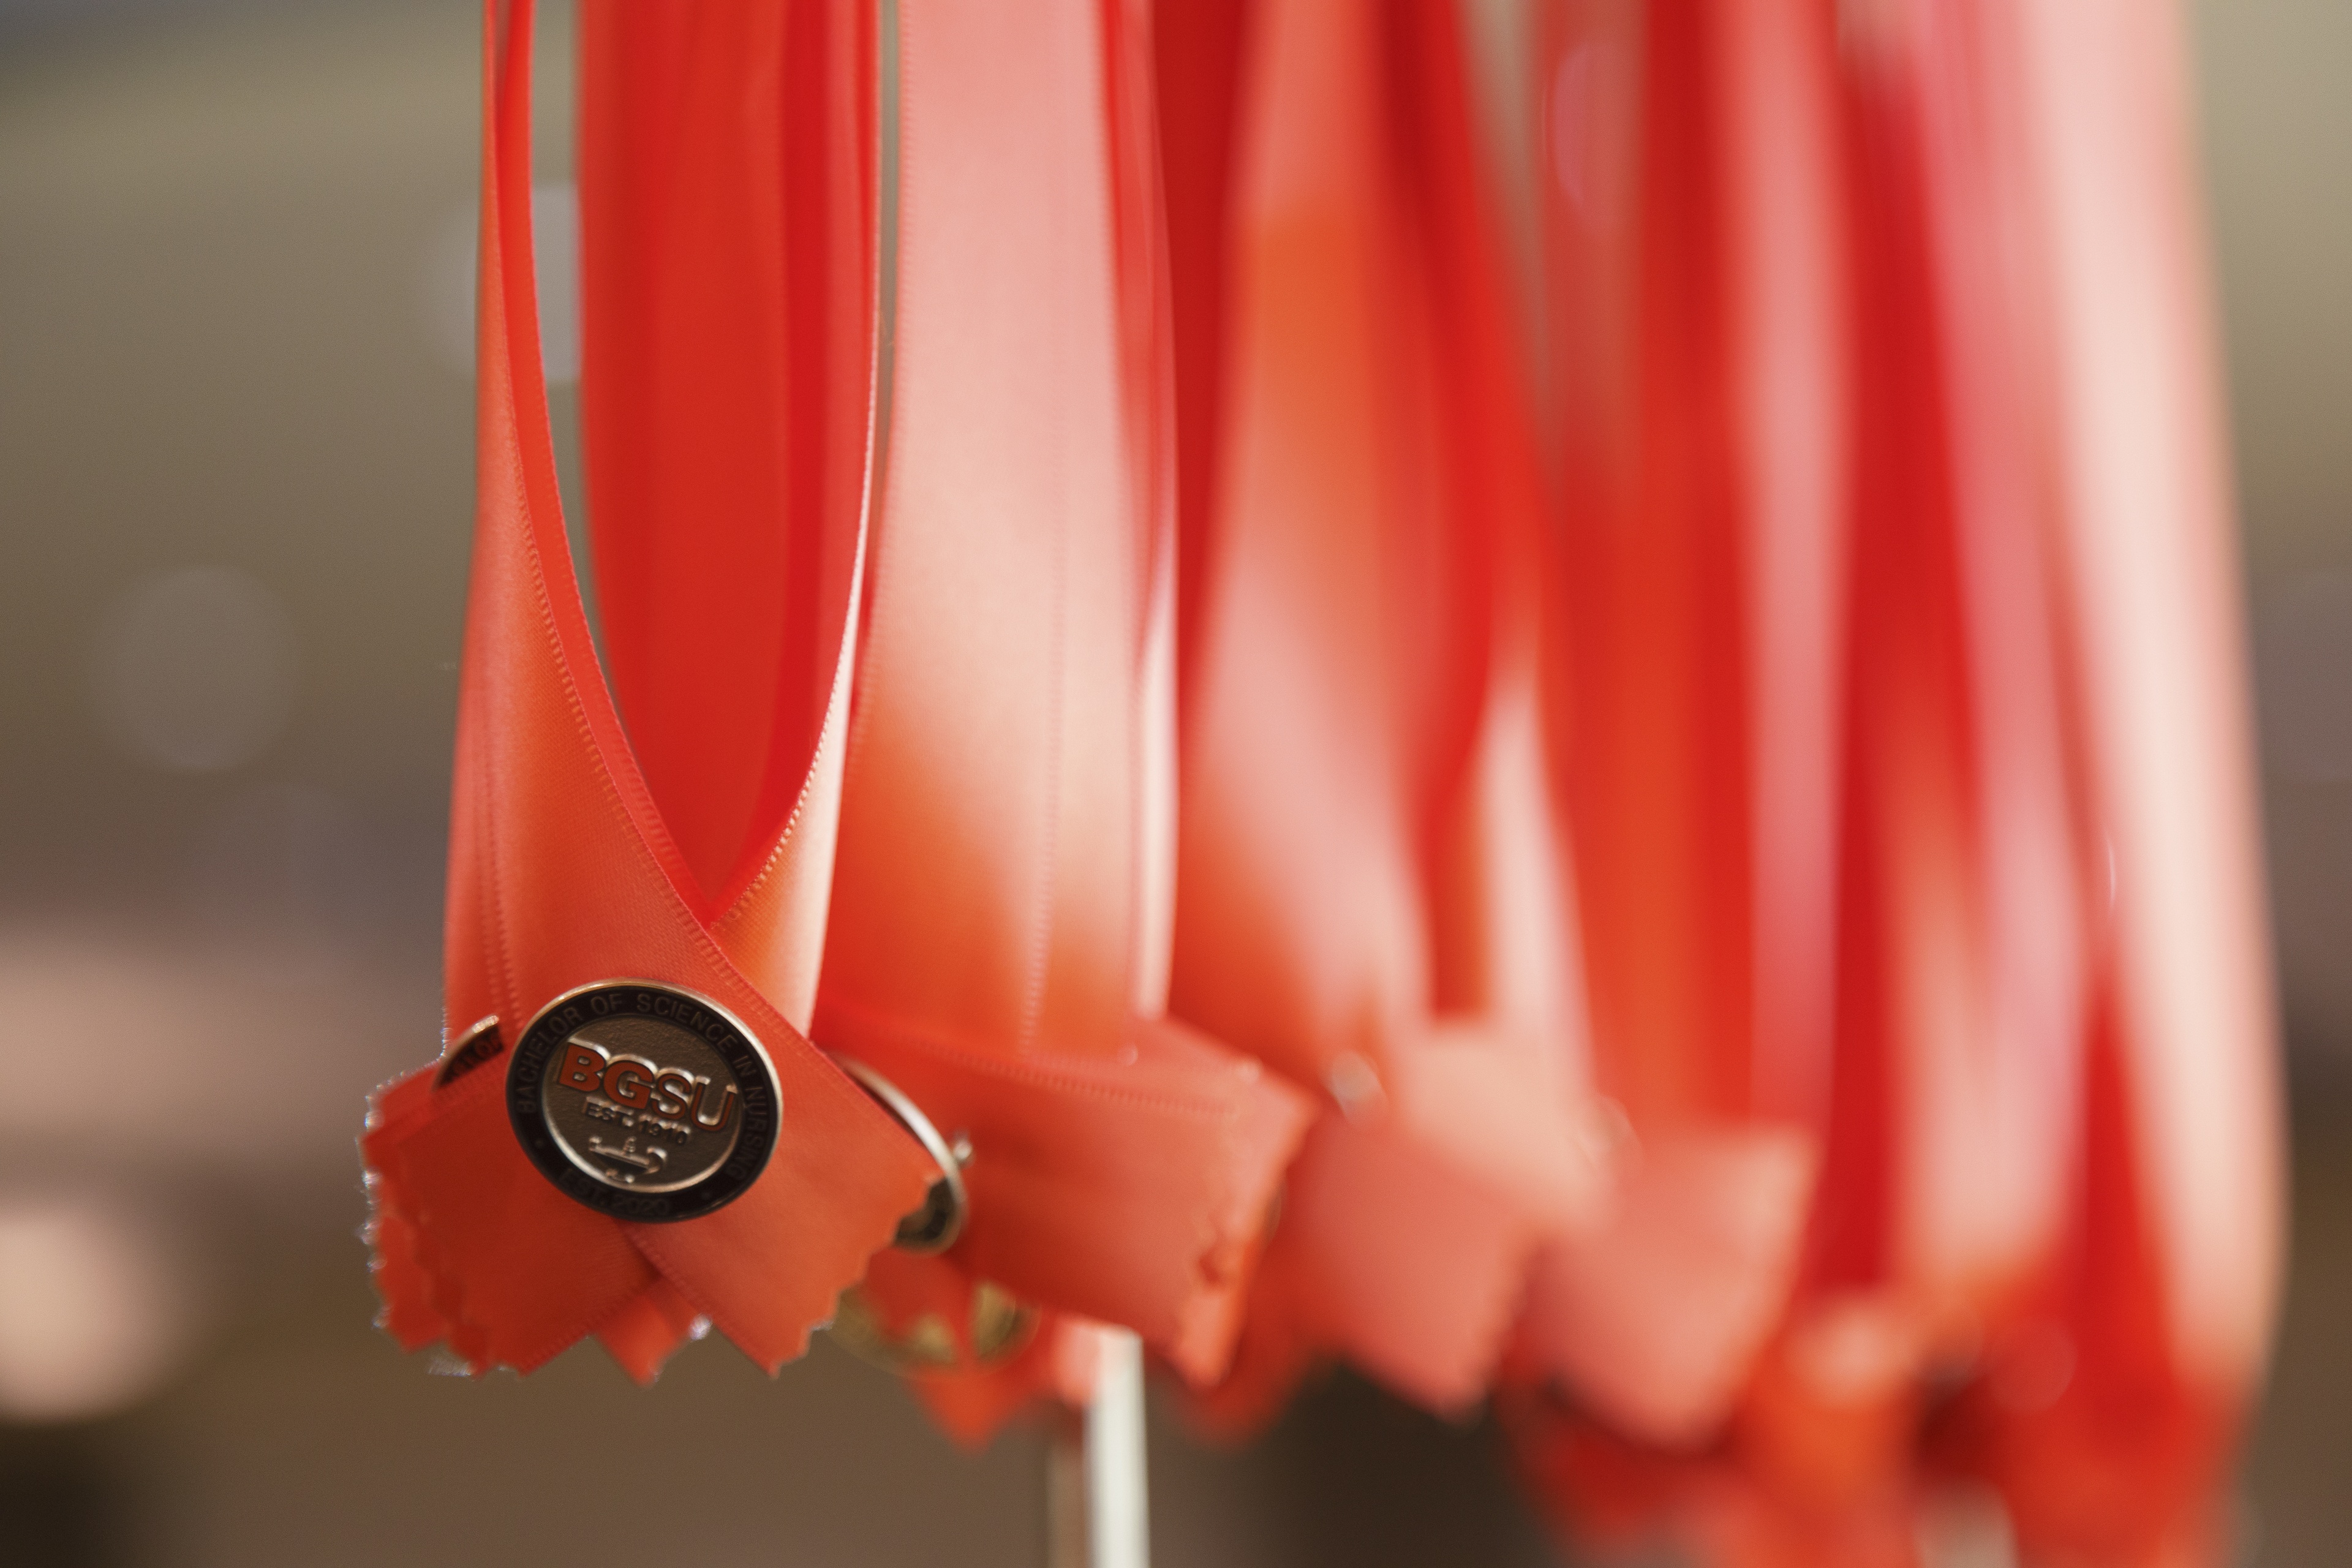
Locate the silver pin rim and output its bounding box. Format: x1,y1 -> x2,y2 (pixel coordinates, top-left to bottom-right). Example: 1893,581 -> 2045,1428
832,1055 -> 969,1254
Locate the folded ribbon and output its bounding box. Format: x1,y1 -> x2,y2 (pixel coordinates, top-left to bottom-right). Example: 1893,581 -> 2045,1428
1504,1 -> 2281,1563
1162,0 -> 1812,1435
561,0 -> 1310,1423
363,0 -> 935,1379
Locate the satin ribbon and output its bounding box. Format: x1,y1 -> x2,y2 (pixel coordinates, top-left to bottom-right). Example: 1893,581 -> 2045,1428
1152,0 -> 1693,1438
1505,2 -> 2280,1564
1501,0 -> 1832,1453
360,6 -> 2277,1549
364,0 -> 935,1379
1157,0 -> 1814,1435
567,0 -> 1309,1427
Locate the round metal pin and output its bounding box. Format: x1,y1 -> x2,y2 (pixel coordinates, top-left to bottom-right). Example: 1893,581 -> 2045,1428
506,979 -> 780,1223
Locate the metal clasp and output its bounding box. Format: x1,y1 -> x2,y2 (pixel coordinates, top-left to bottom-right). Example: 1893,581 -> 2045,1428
832,1056 -> 971,1254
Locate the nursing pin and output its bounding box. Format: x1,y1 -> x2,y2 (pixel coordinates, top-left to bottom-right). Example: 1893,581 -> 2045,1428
507,979 -> 780,1222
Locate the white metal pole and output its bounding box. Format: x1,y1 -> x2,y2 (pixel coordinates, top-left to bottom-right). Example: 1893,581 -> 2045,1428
1048,1328 -> 1149,1568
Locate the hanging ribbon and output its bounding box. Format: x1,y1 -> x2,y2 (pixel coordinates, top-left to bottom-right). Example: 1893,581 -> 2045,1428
359,3 -> 2277,1555
566,0 -> 1309,1434
363,0 -> 935,1380
1498,0 -> 1831,1453
1504,2 -> 2280,1563
1159,0 -> 1618,1426
1153,0 -> 1817,1444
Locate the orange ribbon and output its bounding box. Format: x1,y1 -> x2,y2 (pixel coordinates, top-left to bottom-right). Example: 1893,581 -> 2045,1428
1504,2 -> 2279,1562
372,0 -> 1308,1413
1161,0 -> 1815,1435
365,0 -> 935,1379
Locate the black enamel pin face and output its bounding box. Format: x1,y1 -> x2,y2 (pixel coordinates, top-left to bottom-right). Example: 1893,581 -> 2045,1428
507,980 -> 780,1222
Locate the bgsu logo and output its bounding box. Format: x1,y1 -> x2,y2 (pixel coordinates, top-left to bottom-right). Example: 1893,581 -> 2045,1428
554,1039 -> 740,1134
510,978 -> 780,1221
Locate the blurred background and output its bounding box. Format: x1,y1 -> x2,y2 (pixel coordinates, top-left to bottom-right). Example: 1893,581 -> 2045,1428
0,1 -> 2342,1563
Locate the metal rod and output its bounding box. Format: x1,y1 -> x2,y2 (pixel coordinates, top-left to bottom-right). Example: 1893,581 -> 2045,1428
1047,1329 -> 1149,1568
